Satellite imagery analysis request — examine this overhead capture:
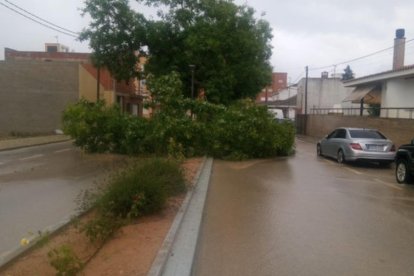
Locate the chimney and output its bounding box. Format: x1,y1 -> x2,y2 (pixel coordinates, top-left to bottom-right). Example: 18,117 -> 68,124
393,28 -> 405,70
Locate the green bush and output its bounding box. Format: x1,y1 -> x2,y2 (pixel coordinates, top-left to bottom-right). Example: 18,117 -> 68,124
207,100 -> 295,159
48,244 -> 83,276
78,158 -> 186,243
62,99 -> 128,153
97,158 -> 185,218
121,116 -> 152,155
62,73 -> 295,159
147,114 -> 208,157
81,214 -> 122,243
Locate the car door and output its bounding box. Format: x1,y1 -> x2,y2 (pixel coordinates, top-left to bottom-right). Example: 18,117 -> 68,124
330,129 -> 347,157
323,129 -> 339,158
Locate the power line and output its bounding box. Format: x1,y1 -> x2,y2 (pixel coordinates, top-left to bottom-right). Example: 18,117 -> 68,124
5,0 -> 79,35
291,71 -> 304,84
309,38 -> 414,71
0,1 -> 79,38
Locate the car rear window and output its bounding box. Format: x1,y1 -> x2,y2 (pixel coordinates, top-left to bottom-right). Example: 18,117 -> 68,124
349,130 -> 386,139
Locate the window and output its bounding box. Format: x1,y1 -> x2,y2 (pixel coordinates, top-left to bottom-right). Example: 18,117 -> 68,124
116,96 -> 123,106
126,103 -> 132,113
46,46 -> 58,53
328,129 -> 346,139
349,130 -> 385,139
327,130 -> 338,139
335,129 -> 347,139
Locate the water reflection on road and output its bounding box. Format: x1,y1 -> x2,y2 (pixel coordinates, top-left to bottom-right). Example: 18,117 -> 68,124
194,139 -> 414,276
0,143 -> 124,264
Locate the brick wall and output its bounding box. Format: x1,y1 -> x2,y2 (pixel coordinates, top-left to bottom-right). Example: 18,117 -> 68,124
0,60 -> 79,135
304,114 -> 414,148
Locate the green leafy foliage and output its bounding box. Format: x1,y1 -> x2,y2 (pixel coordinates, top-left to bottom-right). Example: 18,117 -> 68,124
48,245 -> 83,276
63,72 -> 295,160
78,158 -> 185,243
80,214 -> 122,243
97,158 -> 185,219
342,65 -> 355,81
62,99 -> 128,153
79,0 -> 148,81
207,100 -> 295,159
81,0 -> 273,104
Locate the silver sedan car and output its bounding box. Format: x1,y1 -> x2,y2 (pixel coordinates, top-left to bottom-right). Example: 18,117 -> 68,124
317,127 -> 396,165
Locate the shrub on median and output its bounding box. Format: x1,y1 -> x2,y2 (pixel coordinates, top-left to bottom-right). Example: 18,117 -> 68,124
97,158 -> 185,218
80,158 -> 185,243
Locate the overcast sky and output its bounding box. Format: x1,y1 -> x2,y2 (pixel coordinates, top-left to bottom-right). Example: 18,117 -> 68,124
1,0 -> 414,82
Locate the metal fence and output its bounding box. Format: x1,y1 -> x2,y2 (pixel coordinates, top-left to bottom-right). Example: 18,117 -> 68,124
310,107 -> 414,119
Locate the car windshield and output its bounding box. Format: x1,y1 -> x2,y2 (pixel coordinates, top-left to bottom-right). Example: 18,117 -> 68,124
349,130 -> 386,139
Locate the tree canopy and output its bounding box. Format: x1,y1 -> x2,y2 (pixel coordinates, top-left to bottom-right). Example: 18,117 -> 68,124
80,0 -> 273,105
342,65 -> 354,81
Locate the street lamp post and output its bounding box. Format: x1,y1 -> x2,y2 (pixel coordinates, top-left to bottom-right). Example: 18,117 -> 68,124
189,64 -> 195,99
96,66 -> 101,101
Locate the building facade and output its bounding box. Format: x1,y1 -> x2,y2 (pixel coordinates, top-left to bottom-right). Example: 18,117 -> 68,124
257,72 -> 288,102
296,76 -> 354,115
0,44 -> 146,135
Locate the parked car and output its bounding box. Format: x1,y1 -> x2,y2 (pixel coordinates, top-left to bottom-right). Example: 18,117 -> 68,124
317,127 -> 396,165
395,140 -> 414,184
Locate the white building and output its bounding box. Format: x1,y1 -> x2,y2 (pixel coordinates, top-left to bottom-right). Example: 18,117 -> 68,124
296,76 -> 355,114
343,66 -> 414,118
343,29 -> 414,119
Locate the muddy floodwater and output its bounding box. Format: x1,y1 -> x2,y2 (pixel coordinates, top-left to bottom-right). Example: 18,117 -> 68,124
193,139 -> 414,276
0,142 -> 123,264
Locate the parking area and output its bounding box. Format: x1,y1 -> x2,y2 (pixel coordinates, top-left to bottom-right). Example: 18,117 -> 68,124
193,137 -> 414,276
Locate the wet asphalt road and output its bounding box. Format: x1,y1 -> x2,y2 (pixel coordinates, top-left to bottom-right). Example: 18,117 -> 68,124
193,138 -> 414,276
0,142 -> 123,261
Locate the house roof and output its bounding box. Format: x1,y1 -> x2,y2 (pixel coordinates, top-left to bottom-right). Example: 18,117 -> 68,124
343,64 -> 414,87
342,85 -> 381,104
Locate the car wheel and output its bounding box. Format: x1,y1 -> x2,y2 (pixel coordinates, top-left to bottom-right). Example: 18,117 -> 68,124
396,159 -> 412,184
317,144 -> 323,156
337,149 -> 345,164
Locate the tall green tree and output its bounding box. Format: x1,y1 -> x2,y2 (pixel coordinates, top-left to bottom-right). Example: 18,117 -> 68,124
79,0 -> 148,81
80,0 -> 273,105
342,65 -> 354,81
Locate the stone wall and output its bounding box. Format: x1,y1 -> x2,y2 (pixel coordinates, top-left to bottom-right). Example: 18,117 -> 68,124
0,60 -> 79,135
304,114 -> 414,147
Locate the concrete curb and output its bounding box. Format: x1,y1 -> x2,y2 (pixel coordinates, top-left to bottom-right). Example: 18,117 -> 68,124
0,135 -> 74,269
0,212 -> 78,269
0,135 -> 71,152
148,157 -> 213,276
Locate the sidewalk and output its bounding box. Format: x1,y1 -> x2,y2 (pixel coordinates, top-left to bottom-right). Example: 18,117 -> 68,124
296,134 -> 320,144
149,135 -> 319,275
0,135 -> 71,151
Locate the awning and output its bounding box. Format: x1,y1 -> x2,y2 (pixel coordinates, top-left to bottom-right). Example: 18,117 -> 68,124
342,86 -> 381,104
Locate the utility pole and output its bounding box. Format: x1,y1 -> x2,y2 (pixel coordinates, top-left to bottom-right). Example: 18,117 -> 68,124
96,66 -> 101,102
304,66 -> 309,135
189,65 -> 195,99
305,66 -> 308,115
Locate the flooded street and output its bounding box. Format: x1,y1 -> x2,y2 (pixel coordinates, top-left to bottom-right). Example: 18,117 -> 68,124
0,142 -> 123,264
193,139 -> 414,275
